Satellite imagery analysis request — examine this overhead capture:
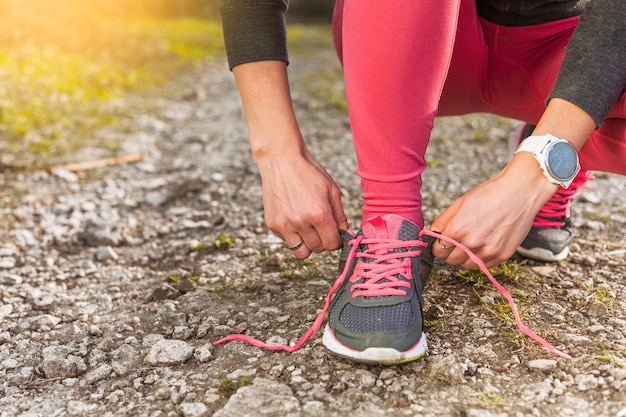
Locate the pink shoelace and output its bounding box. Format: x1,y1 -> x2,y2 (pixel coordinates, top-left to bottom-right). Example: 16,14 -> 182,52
349,237 -> 427,298
213,230 -> 572,360
533,170 -> 593,228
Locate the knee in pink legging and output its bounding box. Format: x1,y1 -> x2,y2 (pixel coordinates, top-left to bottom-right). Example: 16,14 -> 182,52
332,0 -> 626,228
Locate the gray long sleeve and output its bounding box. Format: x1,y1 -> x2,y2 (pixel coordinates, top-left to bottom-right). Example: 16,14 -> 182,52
219,0 -> 289,70
548,0 -> 626,126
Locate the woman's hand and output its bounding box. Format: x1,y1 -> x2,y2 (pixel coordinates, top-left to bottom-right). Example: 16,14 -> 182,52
255,149 -> 348,259
430,153 -> 558,268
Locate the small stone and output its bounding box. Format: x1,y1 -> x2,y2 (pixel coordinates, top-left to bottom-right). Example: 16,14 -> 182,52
179,402 -> 209,417
266,336 -> 288,346
84,364 -> 113,385
576,374 -> 599,391
561,333 -> 594,347
89,325 -> 103,337
302,401 -> 325,416
0,246 -> 16,257
172,278 -> 197,293
2,358 -> 18,369
193,344 -> 214,363
146,284 -> 181,302
94,246 -> 119,262
7,367 -> 34,386
144,191 -> 169,207
261,253 -> 285,273
172,326 -> 193,340
39,346 -> 79,379
16,314 -> 61,332
13,229 -> 38,246
580,191 -> 601,204
210,172 -> 225,182
0,273 -> 23,285
587,324 -> 606,334
379,369 -> 397,381
585,300 -> 609,317
0,257 -> 16,269
0,304 -> 13,320
213,378 -> 300,417
305,280 -> 330,287
111,344 -> 140,376
429,354 -> 467,384
425,305 -> 445,320
52,167 -> 79,183
531,265 -> 557,276
145,339 -> 194,365
526,359 -> 557,372
66,400 -> 95,415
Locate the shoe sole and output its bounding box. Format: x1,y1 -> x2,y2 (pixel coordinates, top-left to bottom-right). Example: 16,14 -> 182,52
322,324 -> 427,365
516,245 -> 569,262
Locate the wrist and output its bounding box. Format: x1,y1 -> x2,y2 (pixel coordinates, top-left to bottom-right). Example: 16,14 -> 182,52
250,134 -> 307,162
514,133 -> 580,188
508,153 -> 559,205
534,98 -> 595,151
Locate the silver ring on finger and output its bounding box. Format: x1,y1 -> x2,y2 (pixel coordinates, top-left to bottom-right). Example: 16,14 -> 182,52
438,239 -> 453,251
286,239 -> 304,251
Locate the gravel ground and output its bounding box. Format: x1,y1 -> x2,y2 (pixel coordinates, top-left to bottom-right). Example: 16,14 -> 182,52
1,26 -> 626,417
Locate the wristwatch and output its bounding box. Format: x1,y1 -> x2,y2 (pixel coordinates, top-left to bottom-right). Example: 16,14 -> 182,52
514,133 -> 580,188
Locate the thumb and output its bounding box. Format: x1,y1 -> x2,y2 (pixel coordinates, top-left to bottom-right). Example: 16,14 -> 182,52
330,192 -> 350,232
429,209 -> 455,259
334,209 -> 350,233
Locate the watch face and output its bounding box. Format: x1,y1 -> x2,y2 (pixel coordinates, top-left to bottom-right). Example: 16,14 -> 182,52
546,141 -> 578,181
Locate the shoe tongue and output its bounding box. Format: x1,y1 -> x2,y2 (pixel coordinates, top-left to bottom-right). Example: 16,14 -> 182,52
362,214 -> 419,241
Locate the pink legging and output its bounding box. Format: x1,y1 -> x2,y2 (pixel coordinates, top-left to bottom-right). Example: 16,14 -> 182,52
332,0 -> 626,228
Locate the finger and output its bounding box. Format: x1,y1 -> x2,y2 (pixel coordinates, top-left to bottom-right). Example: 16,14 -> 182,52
327,189 -> 349,250
291,245 -> 312,260
329,190 -> 350,232
428,229 -> 459,260
315,215 -> 346,252
443,249 -> 470,267
431,236 -> 455,259
306,196 -> 347,252
285,235 -> 313,259
298,224 -> 327,254
429,215 -> 453,258
285,238 -> 305,251
460,258 -> 479,270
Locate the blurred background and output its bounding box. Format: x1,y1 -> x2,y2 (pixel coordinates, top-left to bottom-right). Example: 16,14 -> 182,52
0,0 -> 334,167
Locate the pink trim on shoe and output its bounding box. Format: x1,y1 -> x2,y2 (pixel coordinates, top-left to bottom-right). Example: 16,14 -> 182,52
533,170 -> 593,228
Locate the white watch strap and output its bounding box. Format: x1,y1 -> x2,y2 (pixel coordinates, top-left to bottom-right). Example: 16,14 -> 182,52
514,134 -> 557,155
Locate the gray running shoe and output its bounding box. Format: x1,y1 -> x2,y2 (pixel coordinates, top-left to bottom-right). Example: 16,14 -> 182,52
517,169 -> 593,262
322,214 -> 433,364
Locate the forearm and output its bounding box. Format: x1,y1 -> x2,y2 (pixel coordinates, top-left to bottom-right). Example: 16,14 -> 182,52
532,98 -> 596,150
232,61 -> 307,162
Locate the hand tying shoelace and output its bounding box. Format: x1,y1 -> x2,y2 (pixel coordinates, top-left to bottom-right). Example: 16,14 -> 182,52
213,229 -> 572,361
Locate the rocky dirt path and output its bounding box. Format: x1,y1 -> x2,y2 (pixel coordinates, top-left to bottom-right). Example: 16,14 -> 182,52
1,28 -> 626,417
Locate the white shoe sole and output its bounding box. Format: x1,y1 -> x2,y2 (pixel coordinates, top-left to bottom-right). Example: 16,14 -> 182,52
516,245 -> 569,262
322,324 -> 427,365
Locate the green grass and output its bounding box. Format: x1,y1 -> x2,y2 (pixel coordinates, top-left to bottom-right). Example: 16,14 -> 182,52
0,1 -> 224,166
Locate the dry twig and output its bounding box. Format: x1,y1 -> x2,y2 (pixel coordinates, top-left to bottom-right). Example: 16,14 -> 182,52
49,153 -> 145,173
